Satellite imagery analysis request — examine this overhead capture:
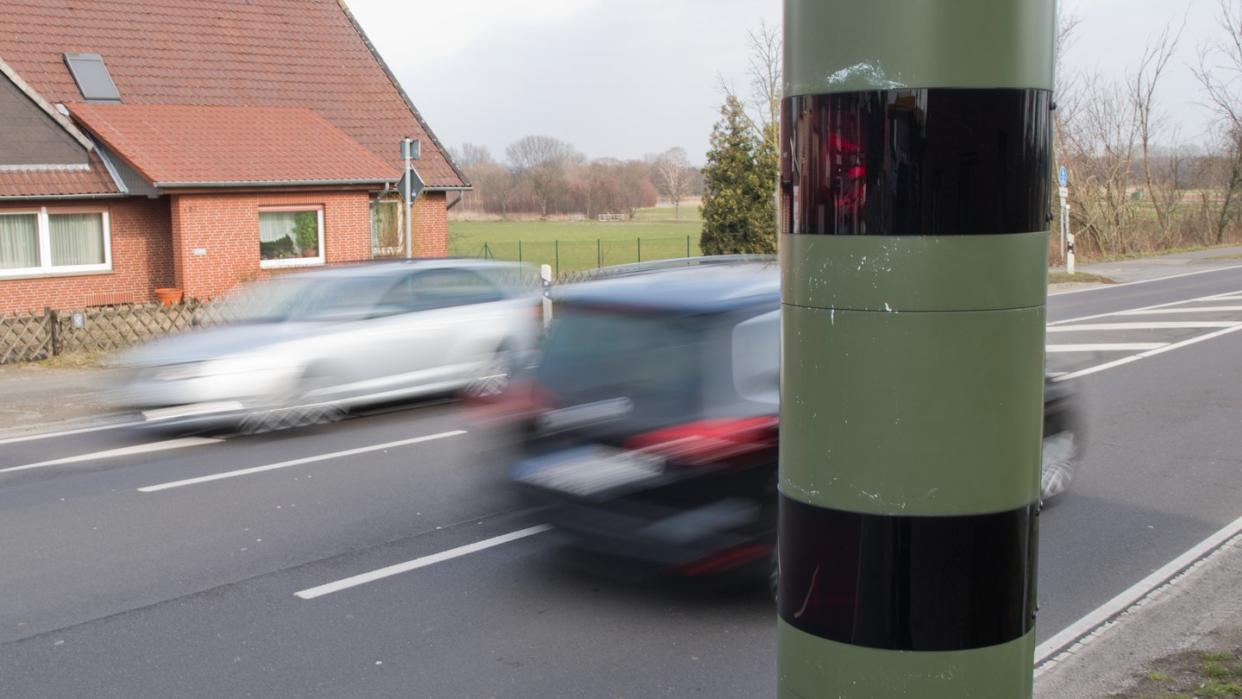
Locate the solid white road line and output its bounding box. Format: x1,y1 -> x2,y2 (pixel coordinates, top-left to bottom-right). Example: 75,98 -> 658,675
1051,324 -> 1242,382
0,437 -> 221,475
1118,305 -> 1242,315
1048,289 -> 1242,326
0,419 -> 144,446
1047,321 -> 1242,332
137,430 -> 466,493
294,525 -> 553,600
1035,513 -> 1242,669
1046,343 -> 1167,353
1048,263 -> 1242,296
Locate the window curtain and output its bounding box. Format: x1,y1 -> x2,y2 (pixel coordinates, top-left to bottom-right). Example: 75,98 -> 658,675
49,213 -> 104,266
259,211 -> 298,244
259,210 -> 318,260
0,214 -> 40,269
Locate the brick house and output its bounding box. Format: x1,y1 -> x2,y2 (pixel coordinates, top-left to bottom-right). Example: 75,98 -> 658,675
0,0 -> 468,313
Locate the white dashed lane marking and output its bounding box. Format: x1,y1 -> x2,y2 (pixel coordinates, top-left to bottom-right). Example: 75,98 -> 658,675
294,525 -> 552,600
0,437 -> 222,475
137,430 -> 466,493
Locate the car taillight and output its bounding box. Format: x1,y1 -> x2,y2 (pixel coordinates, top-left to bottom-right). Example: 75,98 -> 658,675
464,378 -> 556,426
624,416 -> 778,467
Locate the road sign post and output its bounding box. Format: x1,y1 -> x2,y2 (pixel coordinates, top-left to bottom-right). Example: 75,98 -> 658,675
400,138 -> 423,259
778,1 -> 1053,696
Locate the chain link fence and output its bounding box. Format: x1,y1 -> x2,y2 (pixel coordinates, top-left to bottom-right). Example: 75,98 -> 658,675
472,236 -> 698,277
0,251 -> 761,365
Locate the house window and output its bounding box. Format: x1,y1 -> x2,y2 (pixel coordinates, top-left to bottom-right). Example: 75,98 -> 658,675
259,206 -> 324,268
0,208 -> 110,277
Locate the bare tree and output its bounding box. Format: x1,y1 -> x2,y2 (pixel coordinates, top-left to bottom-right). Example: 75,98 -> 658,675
1129,20 -> 1186,242
1193,0 -> 1242,244
718,20 -> 781,141
1060,71 -> 1142,254
505,135 -> 581,218
652,147 -> 695,220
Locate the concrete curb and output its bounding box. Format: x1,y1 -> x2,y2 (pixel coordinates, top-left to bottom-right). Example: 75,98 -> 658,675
1034,536 -> 1242,697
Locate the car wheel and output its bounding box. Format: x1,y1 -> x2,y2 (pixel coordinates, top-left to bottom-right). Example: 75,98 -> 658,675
240,365 -> 344,434
769,549 -> 780,604
463,345 -> 514,400
1040,430 -> 1079,505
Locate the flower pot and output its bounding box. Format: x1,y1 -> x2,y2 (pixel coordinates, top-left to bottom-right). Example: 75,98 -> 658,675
302,247 -> 319,258
154,288 -> 183,307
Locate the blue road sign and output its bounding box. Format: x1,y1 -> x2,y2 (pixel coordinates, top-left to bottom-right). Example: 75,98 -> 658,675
1058,165 -> 1068,187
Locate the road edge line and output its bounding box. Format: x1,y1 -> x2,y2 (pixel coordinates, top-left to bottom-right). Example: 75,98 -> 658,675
1034,513 -> 1242,670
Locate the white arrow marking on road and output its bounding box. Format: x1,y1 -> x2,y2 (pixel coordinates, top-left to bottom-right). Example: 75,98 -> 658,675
1046,343 -> 1168,353
1047,321 -> 1242,332
294,525 -> 552,600
137,430 -> 466,493
1118,305 -> 1242,314
1052,324 -> 1242,382
1048,289 -> 1242,326
0,437 -> 221,475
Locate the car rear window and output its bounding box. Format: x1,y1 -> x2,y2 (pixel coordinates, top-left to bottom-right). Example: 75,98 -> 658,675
536,306 -> 704,425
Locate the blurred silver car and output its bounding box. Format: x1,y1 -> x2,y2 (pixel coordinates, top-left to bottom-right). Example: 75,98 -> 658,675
113,260 -> 541,431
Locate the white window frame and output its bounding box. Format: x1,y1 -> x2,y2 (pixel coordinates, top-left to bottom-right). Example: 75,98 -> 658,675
0,206 -> 112,279
258,205 -> 325,269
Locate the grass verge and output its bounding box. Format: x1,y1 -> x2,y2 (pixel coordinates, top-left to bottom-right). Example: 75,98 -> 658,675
1049,271 -> 1117,285
1114,644 -> 1242,698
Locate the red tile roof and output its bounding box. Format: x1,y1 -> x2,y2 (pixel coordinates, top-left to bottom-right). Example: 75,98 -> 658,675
0,151 -> 119,198
0,0 -> 466,188
69,103 -> 400,187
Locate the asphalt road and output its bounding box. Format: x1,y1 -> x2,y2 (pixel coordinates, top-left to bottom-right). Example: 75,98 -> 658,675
2,267 -> 1242,697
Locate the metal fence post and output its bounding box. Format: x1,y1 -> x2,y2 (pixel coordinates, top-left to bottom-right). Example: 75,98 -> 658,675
597,238 -> 602,268
518,240 -> 523,263
637,238 -> 642,262
555,240 -> 560,277
686,235 -> 691,257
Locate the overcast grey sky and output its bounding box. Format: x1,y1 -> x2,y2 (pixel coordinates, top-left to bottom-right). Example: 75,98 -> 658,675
348,0 -> 1226,166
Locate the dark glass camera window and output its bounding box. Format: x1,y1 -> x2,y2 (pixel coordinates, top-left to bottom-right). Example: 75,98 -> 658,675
777,494 -> 1038,651
781,89 -> 1051,235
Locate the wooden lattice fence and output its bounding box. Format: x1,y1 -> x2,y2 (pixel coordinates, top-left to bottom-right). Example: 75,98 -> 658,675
0,300 -> 233,365
0,311 -> 52,363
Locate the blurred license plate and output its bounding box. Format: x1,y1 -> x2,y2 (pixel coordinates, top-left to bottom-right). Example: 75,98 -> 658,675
518,447 -> 664,496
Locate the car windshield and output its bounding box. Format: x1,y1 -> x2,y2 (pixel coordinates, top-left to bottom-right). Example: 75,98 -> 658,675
535,306 -> 704,426
221,274 -> 396,323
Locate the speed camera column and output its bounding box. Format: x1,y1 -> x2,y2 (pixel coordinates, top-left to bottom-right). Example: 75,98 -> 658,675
777,0 -> 1054,697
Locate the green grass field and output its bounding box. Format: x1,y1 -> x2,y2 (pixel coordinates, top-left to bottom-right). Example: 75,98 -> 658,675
448,205 -> 704,275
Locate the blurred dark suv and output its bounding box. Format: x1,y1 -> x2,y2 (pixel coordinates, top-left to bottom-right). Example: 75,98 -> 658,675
490,260 -> 1081,582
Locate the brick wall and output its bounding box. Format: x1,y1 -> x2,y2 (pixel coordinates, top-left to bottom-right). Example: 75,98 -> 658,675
169,191 -> 373,300
411,191 -> 447,257
0,197 -> 173,313
0,189 -> 451,313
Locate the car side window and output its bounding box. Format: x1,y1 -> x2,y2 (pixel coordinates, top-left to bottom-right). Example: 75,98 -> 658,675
732,309 -> 780,404
408,269 -> 505,310
376,274 -> 421,312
